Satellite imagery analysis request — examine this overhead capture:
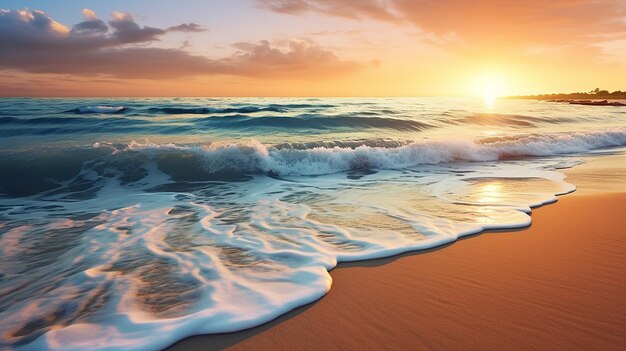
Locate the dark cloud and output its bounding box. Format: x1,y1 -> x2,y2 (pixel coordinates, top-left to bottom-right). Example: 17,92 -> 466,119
108,12 -> 165,44
0,9 -> 359,79
168,23 -> 207,32
0,9 -> 164,51
2,46 -> 214,79
0,9 -> 70,49
70,18 -> 108,36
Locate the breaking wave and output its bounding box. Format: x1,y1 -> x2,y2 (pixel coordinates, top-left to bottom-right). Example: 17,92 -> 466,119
122,129 -> 626,177
1,129 -> 623,198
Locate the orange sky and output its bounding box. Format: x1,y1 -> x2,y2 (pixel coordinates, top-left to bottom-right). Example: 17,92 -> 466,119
1,0 -> 625,97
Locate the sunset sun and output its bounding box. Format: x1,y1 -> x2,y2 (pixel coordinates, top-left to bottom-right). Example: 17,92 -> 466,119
483,83 -> 498,106
476,74 -> 503,106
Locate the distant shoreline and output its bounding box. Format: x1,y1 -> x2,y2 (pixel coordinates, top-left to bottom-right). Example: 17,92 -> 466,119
506,91 -> 626,106
507,97 -> 625,106
507,92 -> 626,100
544,99 -> 625,106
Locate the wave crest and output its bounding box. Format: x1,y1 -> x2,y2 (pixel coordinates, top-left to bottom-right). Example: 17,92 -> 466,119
122,129 -> 626,177
69,106 -> 126,114
197,114 -> 431,130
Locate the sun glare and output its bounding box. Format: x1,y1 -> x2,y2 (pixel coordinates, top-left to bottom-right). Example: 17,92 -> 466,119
483,83 -> 498,107
482,75 -> 501,107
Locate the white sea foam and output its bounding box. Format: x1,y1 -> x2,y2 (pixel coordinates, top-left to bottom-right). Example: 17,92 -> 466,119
0,151 -> 582,351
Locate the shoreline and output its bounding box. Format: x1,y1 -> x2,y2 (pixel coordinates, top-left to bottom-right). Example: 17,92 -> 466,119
167,190 -> 626,350
547,99 -> 625,106
505,97 -> 626,106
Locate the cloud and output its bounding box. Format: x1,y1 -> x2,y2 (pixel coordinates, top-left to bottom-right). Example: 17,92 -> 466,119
168,23 -> 207,32
82,8 -> 97,21
258,0 -> 626,50
0,9 -> 360,79
0,9 -> 68,40
2,46 -> 214,79
223,40 -> 360,77
256,0 -> 398,21
70,9 -> 107,36
108,12 -> 166,44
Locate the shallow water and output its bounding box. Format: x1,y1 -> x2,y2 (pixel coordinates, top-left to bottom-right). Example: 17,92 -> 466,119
0,97 -> 625,350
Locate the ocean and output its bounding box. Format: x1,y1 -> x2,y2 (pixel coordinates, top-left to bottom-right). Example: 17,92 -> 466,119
1,97 -> 625,350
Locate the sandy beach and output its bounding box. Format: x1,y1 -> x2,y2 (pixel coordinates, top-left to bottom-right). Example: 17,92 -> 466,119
168,191 -> 626,351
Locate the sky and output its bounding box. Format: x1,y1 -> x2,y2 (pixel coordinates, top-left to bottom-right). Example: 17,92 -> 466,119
1,0 -> 625,97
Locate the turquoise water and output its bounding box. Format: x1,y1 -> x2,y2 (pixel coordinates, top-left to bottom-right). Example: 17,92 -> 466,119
0,97 -> 625,350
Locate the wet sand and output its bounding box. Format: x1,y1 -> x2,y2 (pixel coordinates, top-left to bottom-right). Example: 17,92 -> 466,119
167,192 -> 626,351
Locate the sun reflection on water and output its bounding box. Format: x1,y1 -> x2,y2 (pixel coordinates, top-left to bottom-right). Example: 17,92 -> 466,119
476,182 -> 504,203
